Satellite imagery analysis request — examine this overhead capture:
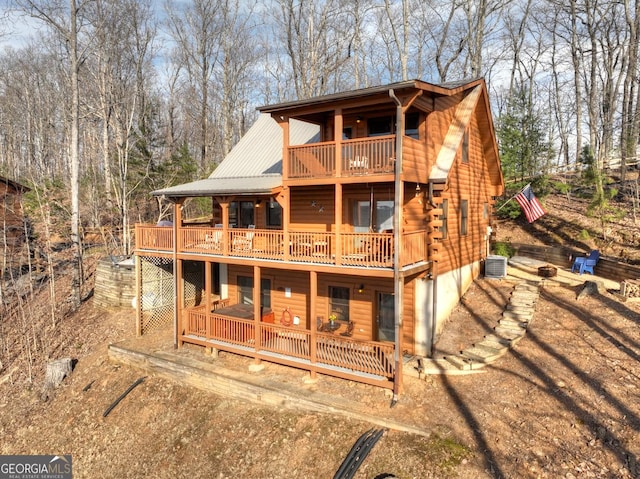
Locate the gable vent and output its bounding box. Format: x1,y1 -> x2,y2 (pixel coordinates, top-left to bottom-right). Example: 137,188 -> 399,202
485,255 -> 507,279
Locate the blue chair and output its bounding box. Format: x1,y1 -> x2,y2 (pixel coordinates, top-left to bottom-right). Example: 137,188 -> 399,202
571,250 -> 600,275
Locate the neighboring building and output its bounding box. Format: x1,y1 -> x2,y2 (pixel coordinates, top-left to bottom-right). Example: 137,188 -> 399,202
0,176 -> 30,277
134,78 -> 504,396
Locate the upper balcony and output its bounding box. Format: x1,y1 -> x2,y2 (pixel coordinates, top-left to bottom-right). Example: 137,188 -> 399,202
135,225 -> 429,271
287,135 -> 395,180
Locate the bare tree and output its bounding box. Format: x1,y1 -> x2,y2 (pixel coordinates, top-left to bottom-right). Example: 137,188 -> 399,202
274,0 -> 351,99
15,0 -> 91,308
165,0 -> 222,172
621,0 -> 640,182
383,0 -> 409,81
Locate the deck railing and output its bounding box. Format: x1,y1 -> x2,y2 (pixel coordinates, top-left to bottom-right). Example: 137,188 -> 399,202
185,306 -> 395,380
340,136 -> 395,175
288,136 -> 396,179
137,225 -> 423,268
340,232 -> 393,267
289,142 -> 336,178
403,230 -> 428,266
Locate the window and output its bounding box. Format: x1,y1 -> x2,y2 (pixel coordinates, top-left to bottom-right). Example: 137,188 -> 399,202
329,286 -> 350,322
237,276 -> 253,305
266,201 -> 282,228
376,200 -> 394,232
377,292 -> 395,342
368,116 -> 392,137
441,199 -> 448,239
460,199 -> 469,236
229,201 -> 255,228
260,278 -> 272,309
461,128 -> 469,163
353,200 -> 371,233
211,263 -> 220,296
342,127 -> 353,140
405,112 -> 419,139
352,199 -> 394,233
240,201 -> 254,227
237,276 -> 271,307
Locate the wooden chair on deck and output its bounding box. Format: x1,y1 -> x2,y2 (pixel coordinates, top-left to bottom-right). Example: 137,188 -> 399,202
340,321 -> 355,337
232,225 -> 255,251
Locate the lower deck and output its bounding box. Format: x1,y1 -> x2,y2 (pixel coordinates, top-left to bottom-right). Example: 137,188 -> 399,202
182,307 -> 396,389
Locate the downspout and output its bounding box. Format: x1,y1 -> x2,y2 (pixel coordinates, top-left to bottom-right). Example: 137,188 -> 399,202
389,89 -> 403,405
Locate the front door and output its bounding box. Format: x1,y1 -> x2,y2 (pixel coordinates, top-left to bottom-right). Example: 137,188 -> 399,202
376,292 -> 395,342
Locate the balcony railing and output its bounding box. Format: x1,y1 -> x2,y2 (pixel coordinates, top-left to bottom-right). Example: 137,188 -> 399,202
288,135 -> 396,179
136,225 -> 429,269
185,306 -> 395,382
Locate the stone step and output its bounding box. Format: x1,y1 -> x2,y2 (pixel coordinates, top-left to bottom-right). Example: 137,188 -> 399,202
492,324 -> 527,340
502,310 -> 533,322
473,341 -> 510,358
499,318 -> 528,329
416,359 -> 479,377
504,303 -> 536,314
509,296 -> 537,306
461,346 -> 502,363
514,284 -> 539,293
506,304 -> 536,313
511,289 -> 539,298
475,336 -> 508,349
445,355 -> 475,371
494,325 -> 527,337
482,334 -> 514,348
491,327 -> 526,342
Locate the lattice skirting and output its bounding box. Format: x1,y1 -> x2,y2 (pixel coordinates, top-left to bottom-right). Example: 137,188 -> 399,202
139,256 -> 174,334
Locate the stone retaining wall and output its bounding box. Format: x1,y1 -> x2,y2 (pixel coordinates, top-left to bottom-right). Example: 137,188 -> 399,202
94,257 -> 135,308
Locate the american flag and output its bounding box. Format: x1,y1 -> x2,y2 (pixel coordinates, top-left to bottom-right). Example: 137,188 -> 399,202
514,184 -> 545,223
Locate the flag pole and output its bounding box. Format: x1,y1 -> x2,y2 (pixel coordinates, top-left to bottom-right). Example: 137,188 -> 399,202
496,183 -> 530,212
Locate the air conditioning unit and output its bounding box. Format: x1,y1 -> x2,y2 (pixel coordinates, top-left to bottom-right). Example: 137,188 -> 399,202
485,255 -> 507,279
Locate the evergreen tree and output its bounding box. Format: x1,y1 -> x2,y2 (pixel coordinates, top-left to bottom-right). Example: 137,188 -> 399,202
497,86 -> 552,181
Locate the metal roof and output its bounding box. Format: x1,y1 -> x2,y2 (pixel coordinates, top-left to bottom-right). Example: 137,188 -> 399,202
152,114 -> 319,198
258,78 -> 484,114
152,175 -> 283,197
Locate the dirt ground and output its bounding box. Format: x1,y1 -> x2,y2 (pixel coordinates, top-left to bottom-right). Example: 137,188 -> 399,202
1,272 -> 639,478
1,189 -> 640,478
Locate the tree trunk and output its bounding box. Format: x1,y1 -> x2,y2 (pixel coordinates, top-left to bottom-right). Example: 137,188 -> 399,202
69,0 -> 83,309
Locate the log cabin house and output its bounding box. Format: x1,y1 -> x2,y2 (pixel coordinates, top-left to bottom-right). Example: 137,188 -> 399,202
134,78 -> 504,397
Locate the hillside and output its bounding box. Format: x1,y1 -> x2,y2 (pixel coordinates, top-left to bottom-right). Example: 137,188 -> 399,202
0,188 -> 639,478
496,177 -> 640,264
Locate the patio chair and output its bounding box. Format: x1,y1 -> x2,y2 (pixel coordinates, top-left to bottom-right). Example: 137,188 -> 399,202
340,321 -> 355,337
204,224 -> 223,249
232,225 -> 255,251
571,250 -> 600,275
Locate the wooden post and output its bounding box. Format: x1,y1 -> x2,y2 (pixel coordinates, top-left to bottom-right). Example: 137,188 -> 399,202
205,260 -> 212,338
174,200 -> 183,348
309,270 -> 318,378
253,264 -> 262,361
335,183 -> 343,266
335,108 -> 343,177
135,254 -> 142,336
281,187 -> 291,262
